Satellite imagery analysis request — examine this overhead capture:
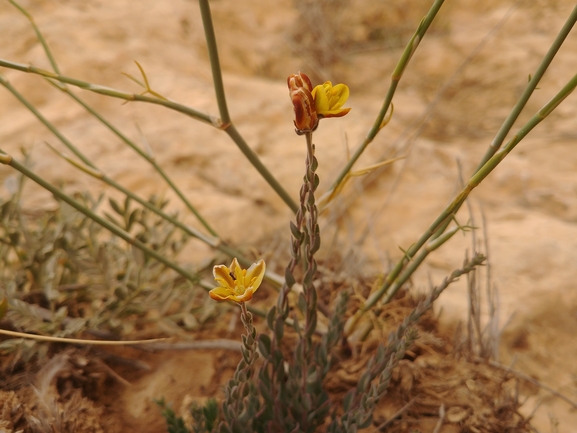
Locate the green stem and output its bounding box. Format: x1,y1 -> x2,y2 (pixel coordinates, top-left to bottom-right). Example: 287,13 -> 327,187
9,0 -> 61,74
198,0 -> 230,125
329,0 -> 445,194
0,73 -> 283,287
0,64 -> 298,213
432,5 -> 577,242
345,71 -> 577,334
0,59 -> 216,125
0,74 -> 93,168
59,83 -> 219,236
379,226 -> 460,305
475,4 -> 577,171
0,150 -> 200,284
197,0 -> 298,213
225,124 -> 298,212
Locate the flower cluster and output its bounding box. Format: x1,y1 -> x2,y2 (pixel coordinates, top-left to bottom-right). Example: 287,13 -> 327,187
287,72 -> 351,134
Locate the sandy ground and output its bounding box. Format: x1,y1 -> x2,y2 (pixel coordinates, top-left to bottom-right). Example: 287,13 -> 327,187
1,0 -> 577,431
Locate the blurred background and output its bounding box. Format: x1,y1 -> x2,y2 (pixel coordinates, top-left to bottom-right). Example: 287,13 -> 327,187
0,0 -> 576,430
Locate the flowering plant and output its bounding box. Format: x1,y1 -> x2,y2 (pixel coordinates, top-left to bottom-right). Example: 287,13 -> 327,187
288,72 -> 350,134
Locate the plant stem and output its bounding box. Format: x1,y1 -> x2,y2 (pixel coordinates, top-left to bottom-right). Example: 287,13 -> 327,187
303,131 -> 320,333
328,0 -> 445,195
9,0 -> 61,74
345,71 -> 577,334
0,59 -> 217,124
225,124 -> 298,212
0,150 -> 200,283
431,4 -> 577,243
475,4 -> 577,171
198,0 -> 230,126
56,82 -> 219,236
0,61 -> 299,212
0,73 -> 283,288
197,0 -> 298,213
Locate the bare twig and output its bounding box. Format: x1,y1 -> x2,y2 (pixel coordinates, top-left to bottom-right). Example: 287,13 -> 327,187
486,359 -> 577,410
0,328 -> 169,345
432,404 -> 446,433
141,339 -> 241,351
377,395 -> 418,431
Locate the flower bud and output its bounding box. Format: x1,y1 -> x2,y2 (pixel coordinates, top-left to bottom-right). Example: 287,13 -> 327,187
288,72 -> 318,134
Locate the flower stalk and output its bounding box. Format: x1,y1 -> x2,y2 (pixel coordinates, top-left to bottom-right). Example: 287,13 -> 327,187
328,0 -> 445,197
344,70 -> 577,336
220,302 -> 260,432
208,259 -> 265,431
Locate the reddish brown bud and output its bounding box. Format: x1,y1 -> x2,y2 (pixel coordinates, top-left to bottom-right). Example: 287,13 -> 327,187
288,72 -> 318,134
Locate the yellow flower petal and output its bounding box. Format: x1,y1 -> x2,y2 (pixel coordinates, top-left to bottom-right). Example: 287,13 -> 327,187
330,83 -> 349,108
312,83 -> 328,112
229,258 -> 242,279
312,81 -> 351,119
209,286 -> 236,301
232,287 -> 256,303
244,259 -> 266,293
213,264 -> 235,290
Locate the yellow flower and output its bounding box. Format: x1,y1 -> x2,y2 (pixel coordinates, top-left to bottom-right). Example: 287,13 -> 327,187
312,81 -> 351,118
209,258 -> 266,303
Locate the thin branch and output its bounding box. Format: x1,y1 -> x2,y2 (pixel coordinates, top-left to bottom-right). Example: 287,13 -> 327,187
377,396 -> 418,431
476,4 -> 577,170
487,359 -> 577,411
0,59 -> 217,124
328,0 -> 446,194
0,328 -> 169,345
345,70 -> 577,333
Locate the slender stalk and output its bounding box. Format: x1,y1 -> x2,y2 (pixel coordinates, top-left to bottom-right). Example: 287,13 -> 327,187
9,0 -> 61,74
198,0 -> 230,126
197,0 -> 298,212
431,4 -> 577,243
0,73 -> 284,287
475,4 -> 577,171
468,72 -> 576,184
0,73 -> 91,167
225,124 -> 298,212
379,226 -> 460,305
0,59 -> 216,124
328,0 -> 445,194
219,301 -> 260,431
0,150 -> 200,283
0,56 -> 300,212
0,150 -> 268,318
56,82 -> 219,236
0,329 -> 168,345
299,131 -> 320,431
345,71 -> 577,334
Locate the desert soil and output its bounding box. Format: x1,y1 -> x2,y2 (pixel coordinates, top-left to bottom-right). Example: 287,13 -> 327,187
0,0 -> 576,432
